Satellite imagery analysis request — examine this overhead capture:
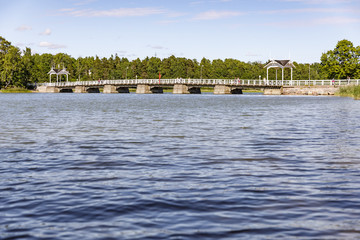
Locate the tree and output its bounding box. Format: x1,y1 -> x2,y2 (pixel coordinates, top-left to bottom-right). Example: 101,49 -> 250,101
1,46 -> 21,88
0,36 -> 12,87
18,47 -> 35,87
199,57 -> 211,79
320,39 -> 360,79
147,57 -> 161,79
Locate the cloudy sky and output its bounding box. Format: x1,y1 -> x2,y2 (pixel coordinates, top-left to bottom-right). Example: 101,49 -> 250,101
1,0 -> 359,63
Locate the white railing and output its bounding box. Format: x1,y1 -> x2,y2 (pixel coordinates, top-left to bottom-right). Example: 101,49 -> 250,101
38,78 -> 360,87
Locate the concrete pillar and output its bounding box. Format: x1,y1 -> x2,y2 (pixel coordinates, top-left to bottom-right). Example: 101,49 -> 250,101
173,84 -> 189,94
37,86 -> 60,93
136,84 -> 151,94
264,88 -> 283,95
74,86 -> 86,93
103,85 -> 117,94
37,85 -> 47,93
214,85 -> 231,94
44,86 -> 60,93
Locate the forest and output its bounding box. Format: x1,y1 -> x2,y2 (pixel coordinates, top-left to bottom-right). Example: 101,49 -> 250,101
0,36 -> 359,89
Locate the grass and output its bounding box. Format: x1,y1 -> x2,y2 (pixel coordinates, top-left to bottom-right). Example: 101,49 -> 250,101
0,87 -> 33,93
338,85 -> 360,100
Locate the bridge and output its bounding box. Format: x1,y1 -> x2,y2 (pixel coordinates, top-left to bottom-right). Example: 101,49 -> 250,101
37,78 -> 360,95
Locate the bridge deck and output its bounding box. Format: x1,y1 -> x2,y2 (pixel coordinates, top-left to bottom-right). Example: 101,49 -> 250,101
40,78 -> 360,88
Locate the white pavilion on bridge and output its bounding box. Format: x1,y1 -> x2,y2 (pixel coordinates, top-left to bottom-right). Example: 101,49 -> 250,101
264,60 -> 295,81
48,67 -> 69,83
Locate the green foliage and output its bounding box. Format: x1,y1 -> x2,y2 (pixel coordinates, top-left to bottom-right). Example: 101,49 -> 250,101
0,87 -> 32,93
321,39 -> 360,79
338,85 -> 360,99
1,35 -> 359,89
1,45 -> 22,88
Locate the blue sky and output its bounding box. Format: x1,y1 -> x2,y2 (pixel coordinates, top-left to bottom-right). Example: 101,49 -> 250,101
1,0 -> 359,63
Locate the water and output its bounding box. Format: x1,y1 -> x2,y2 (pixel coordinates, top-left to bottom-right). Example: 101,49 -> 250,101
1,93 -> 360,239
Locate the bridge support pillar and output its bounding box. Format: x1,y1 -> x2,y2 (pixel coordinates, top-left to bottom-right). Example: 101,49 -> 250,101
47,86 -> 60,93
173,85 -> 201,94
37,86 -> 60,93
136,85 -> 152,94
264,88 -> 283,95
103,85 -> 118,93
173,84 -> 189,94
214,85 -> 231,94
74,86 -> 87,93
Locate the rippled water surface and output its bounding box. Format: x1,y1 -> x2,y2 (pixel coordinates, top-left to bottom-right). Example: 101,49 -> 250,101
1,93 -> 360,239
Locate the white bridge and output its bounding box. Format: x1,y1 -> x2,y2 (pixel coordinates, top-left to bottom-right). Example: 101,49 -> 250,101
37,78 -> 359,95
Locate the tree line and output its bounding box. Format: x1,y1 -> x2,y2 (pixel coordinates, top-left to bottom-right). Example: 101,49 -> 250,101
1,36 -> 359,89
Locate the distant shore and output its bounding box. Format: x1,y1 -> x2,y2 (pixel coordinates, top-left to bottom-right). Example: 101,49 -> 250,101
0,87 -> 34,93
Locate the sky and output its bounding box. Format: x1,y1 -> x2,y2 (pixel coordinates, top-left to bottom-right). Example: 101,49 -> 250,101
1,0 -> 360,63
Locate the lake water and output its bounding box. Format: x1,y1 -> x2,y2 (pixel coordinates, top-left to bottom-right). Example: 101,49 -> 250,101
1,93 -> 360,239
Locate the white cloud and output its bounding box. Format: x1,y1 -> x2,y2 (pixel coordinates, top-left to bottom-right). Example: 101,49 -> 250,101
16,25 -> 32,31
39,41 -> 67,49
15,42 -> 34,47
194,10 -> 244,20
167,11 -> 187,18
60,7 -> 165,17
40,28 -> 52,36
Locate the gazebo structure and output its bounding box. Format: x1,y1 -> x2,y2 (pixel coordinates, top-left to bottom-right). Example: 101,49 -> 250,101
48,67 -> 69,83
264,60 -> 295,81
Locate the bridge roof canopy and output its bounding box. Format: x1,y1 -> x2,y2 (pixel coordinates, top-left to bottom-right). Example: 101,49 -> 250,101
264,59 -> 295,69
48,67 -> 69,75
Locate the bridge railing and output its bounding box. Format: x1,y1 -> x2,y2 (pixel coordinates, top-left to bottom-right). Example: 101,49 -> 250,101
39,78 -> 360,87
